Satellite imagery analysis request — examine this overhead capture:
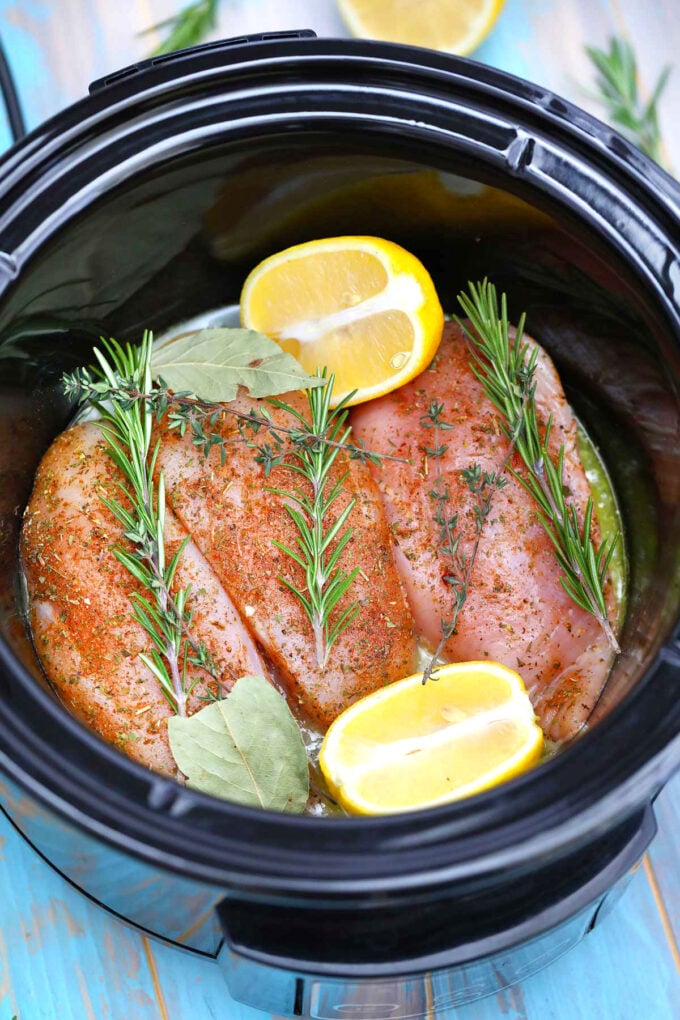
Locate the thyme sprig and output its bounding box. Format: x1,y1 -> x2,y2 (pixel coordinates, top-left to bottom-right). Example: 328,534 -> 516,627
166,394 -> 398,473
63,335 -> 222,715
66,371 -> 400,473
586,36 -> 671,167
419,400 -> 513,684
263,371 -> 362,669
456,279 -> 620,655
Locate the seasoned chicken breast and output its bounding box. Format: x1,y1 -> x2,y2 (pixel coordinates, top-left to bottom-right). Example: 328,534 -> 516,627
156,392 -> 417,729
21,422 -> 266,775
351,322 -> 616,741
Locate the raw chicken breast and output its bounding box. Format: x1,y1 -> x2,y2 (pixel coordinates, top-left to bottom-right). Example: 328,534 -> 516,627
351,322 -> 616,741
156,393 -> 416,729
21,422 -> 266,775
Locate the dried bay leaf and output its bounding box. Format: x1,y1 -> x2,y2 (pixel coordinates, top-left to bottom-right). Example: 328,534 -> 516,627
151,327 -> 322,401
168,674 -> 309,812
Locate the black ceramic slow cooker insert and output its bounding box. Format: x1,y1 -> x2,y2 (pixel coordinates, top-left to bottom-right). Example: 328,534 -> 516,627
0,33 -> 678,1019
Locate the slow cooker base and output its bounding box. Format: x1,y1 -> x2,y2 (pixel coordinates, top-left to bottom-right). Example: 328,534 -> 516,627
0,769 -> 655,1017
225,900 -> 615,1018
0,796 -> 645,1018
0,804 -> 219,958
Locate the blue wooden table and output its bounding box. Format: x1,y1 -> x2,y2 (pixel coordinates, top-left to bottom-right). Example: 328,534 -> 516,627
0,1 -> 678,1017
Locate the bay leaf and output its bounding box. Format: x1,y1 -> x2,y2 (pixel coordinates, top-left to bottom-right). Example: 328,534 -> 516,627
167,675 -> 310,812
151,327 -> 322,401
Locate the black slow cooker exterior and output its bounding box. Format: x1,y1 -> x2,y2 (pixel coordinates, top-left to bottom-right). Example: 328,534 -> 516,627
0,33 -> 679,1017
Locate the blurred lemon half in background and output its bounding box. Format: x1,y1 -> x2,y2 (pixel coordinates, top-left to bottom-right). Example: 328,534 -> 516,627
338,0 -> 505,56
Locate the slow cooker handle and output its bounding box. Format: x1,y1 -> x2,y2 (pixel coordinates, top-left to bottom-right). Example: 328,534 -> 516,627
215,806 -> 656,1015
88,29 -> 317,94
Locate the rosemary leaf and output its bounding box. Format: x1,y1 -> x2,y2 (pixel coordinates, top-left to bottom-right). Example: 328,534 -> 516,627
65,333 -> 225,717
455,279 -> 620,655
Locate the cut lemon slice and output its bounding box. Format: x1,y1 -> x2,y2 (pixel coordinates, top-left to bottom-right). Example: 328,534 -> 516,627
240,236 -> 444,407
338,0 -> 505,56
319,661 -> 544,815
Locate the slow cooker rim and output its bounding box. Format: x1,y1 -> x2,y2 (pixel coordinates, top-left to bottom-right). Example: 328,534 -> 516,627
2,36 -> 679,204
1,639 -> 679,894
1,42 -> 678,339
1,36 -> 679,892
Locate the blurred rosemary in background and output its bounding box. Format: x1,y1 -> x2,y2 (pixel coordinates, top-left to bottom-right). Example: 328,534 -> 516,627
586,36 -> 671,168
145,0 -> 219,56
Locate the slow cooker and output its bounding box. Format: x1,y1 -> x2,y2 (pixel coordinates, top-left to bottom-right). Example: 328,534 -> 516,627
0,32 -> 678,1019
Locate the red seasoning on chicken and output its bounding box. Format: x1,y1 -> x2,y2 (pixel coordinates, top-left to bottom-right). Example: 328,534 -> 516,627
20,321 -> 616,782
21,422 -> 266,775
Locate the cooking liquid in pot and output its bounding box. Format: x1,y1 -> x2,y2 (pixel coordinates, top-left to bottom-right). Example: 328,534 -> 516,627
54,305 -> 623,818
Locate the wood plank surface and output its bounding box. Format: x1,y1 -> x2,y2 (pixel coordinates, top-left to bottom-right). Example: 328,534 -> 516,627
647,780 -> 680,961
1,787 -> 680,1020
0,2 -> 679,1019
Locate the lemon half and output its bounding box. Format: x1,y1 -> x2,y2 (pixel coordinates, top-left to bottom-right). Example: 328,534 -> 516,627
240,235 -> 444,407
319,661 -> 544,815
338,0 -> 505,57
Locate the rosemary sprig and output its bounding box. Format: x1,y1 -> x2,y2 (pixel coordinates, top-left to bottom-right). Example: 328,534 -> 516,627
456,279 -> 620,655
419,400 -> 513,684
261,371 -> 361,669
144,0 -> 220,56
63,335 -> 221,714
586,36 -> 671,166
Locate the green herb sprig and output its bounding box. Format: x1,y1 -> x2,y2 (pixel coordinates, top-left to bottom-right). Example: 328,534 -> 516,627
144,0 -> 220,56
67,369 -> 396,474
163,374 -> 405,668
162,392 -> 395,473
586,36 -> 671,167
456,279 -> 620,655
258,371 -> 362,669
63,335 -> 222,715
